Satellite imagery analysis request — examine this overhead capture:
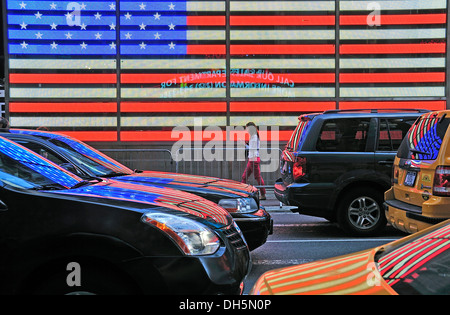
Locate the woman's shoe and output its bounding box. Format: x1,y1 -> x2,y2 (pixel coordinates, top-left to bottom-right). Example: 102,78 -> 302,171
260,195 -> 266,200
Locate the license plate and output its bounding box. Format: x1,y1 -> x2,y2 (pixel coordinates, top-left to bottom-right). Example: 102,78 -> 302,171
404,171 -> 417,187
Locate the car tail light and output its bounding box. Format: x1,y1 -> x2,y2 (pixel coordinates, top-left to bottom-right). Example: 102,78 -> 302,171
392,166 -> 399,185
293,157 -> 307,181
433,166 -> 450,196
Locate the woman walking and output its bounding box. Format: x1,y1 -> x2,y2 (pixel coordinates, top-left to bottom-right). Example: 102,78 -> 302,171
241,122 -> 266,200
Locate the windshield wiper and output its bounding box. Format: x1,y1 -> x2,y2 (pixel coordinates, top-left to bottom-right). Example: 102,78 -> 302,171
410,148 -> 430,156
101,172 -> 130,178
70,177 -> 103,189
30,183 -> 65,191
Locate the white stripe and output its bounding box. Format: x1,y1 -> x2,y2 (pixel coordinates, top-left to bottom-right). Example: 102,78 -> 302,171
231,1 -> 335,11
252,259 -> 315,265
340,87 -> 445,98
10,116 -> 117,127
187,30 -> 225,40
9,59 -> 117,70
340,57 -> 446,69
341,29 -> 446,40
121,87 -> 226,98
231,87 -> 335,98
187,1 -> 225,11
231,58 -> 335,69
121,59 -> 225,70
340,0 -> 447,11
232,30 -> 335,41
10,88 -> 116,98
121,116 -> 226,127
230,116 -> 299,126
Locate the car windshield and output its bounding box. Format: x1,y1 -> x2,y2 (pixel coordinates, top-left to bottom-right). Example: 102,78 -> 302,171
0,137 -> 82,190
377,222 -> 450,295
397,113 -> 450,160
11,130 -> 134,177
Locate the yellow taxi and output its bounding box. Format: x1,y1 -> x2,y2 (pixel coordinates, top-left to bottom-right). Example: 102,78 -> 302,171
250,219 -> 450,295
385,110 -> 450,234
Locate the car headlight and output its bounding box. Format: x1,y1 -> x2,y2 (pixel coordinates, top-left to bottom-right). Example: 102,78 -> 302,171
218,198 -> 258,214
141,212 -> 220,256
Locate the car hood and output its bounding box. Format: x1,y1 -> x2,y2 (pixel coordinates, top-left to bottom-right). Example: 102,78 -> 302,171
250,248 -> 397,295
112,171 -> 258,198
44,179 -> 232,228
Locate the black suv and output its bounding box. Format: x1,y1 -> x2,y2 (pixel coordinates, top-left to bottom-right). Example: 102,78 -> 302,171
275,109 -> 429,236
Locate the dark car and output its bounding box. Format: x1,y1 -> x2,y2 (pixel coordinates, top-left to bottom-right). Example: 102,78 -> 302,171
276,109 -> 428,236
0,136 -> 250,295
1,129 -> 272,250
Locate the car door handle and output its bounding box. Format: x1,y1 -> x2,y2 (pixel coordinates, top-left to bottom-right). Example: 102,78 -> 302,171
0,200 -> 8,212
378,160 -> 394,165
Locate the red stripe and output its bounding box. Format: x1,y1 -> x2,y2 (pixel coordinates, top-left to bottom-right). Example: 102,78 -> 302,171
230,101 -> 335,112
121,102 -> 227,113
9,102 -> 117,113
57,131 -> 117,142
121,73 -> 335,84
231,44 -> 335,55
187,16 -> 225,26
340,43 -> 446,54
231,15 -> 335,26
340,101 -> 446,111
187,45 -> 225,55
9,73 -> 117,84
121,130 -> 294,142
340,14 -> 447,25
340,72 -> 445,83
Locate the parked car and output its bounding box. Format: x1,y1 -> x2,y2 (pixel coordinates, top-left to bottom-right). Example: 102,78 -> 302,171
275,109 -> 428,235
250,219 -> 450,295
385,110 -> 450,234
0,128 -> 272,250
0,136 -> 250,295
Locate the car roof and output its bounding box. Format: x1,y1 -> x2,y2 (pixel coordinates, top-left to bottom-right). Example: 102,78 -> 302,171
307,109 -> 430,120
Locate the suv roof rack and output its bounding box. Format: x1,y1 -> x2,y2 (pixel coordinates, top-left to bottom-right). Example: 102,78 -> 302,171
322,109 -> 431,114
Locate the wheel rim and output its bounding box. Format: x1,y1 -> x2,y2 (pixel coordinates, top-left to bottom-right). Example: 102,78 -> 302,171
347,196 -> 380,230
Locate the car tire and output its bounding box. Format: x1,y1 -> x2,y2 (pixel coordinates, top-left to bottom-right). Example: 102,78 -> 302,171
337,187 -> 387,236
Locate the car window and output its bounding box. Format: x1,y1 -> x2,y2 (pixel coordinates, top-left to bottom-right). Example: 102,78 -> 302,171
397,114 -> 450,160
13,140 -> 67,165
316,118 -> 370,152
286,115 -> 313,152
377,118 -> 416,151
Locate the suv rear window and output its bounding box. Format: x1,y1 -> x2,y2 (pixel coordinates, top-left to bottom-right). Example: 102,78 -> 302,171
397,114 -> 450,160
286,116 -> 313,152
316,118 -> 370,152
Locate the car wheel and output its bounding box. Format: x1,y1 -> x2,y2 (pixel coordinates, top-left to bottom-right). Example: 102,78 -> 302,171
337,188 -> 387,236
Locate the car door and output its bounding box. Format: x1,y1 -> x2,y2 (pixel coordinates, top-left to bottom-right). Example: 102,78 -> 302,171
374,117 -> 417,185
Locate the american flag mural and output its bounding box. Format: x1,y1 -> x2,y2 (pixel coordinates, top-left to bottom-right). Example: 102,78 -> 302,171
3,0 -> 449,143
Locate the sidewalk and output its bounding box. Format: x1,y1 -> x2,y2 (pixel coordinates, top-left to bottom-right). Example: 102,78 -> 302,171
259,188 -> 296,212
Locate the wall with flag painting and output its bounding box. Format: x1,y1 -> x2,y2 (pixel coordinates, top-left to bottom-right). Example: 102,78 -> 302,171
3,0 -> 449,143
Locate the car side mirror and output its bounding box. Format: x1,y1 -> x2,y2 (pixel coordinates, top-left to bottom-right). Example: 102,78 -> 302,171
0,200 -> 8,212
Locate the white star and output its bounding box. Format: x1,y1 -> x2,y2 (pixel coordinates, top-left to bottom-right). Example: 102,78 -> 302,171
35,12 -> 43,19
139,42 -> 147,49
65,12 -> 73,20
50,23 -> 58,30
125,12 -> 132,20
168,23 -> 175,30
168,3 -> 175,10
50,41 -> 58,49
35,32 -> 43,39
94,32 -> 102,39
154,32 -> 161,40
125,32 -> 132,39
20,22 -> 28,29
154,12 -> 161,20
49,2 -> 57,9
139,2 -> 146,10
139,23 -> 146,30
19,2 -> 26,9
109,3 -> 116,10
94,12 -> 102,20
109,23 -> 116,30
80,42 -> 88,49
80,23 -> 87,30
80,3 -> 86,10
109,42 -> 116,49
65,32 -> 73,39
20,41 -> 28,49
168,42 -> 176,49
